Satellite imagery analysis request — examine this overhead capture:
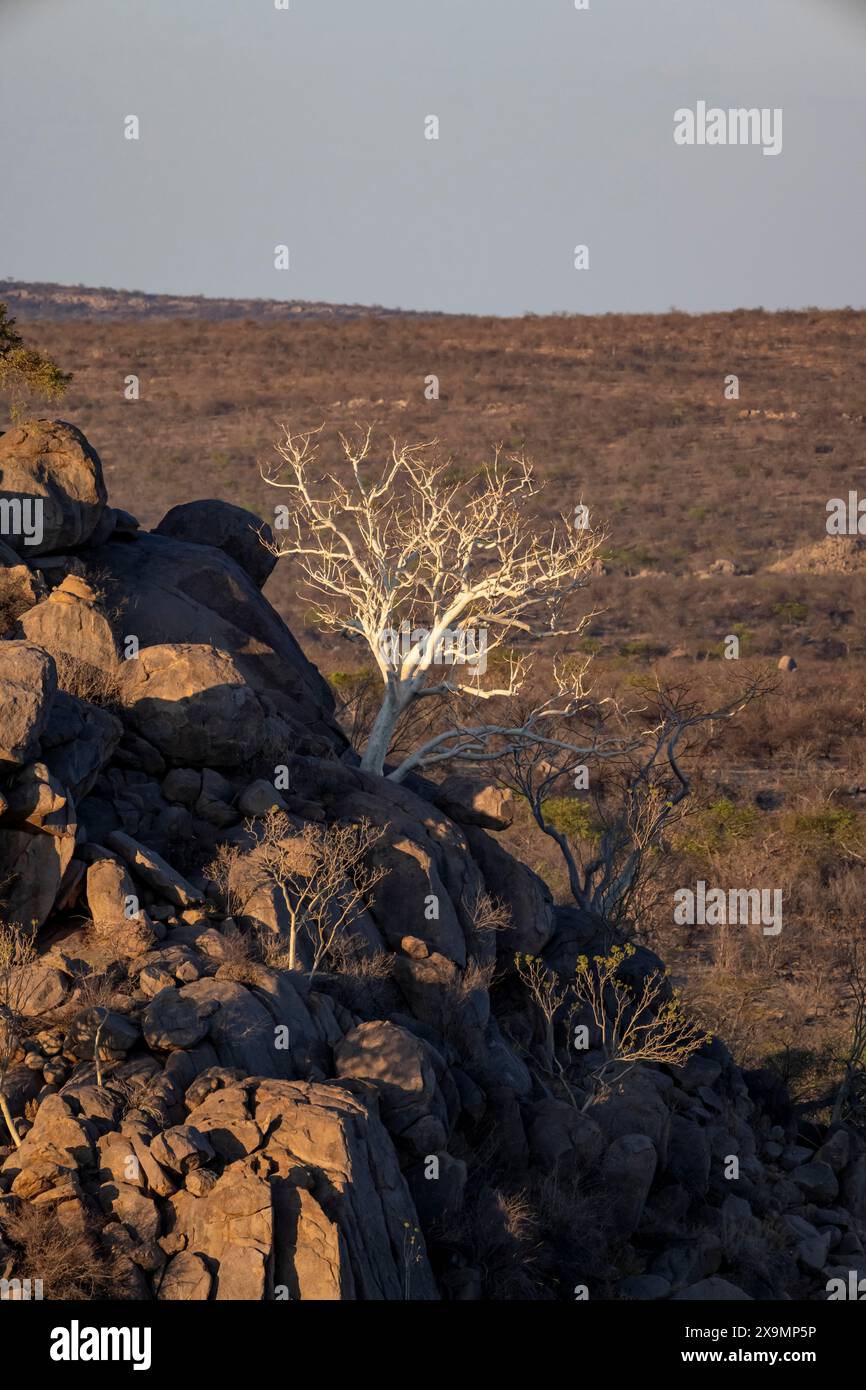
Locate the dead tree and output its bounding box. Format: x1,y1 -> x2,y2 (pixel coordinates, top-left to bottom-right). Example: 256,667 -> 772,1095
248,811 -> 386,977
260,425 -> 602,779
498,675 -> 771,938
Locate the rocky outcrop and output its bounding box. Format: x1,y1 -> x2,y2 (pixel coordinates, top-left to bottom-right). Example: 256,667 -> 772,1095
2,421 -> 866,1303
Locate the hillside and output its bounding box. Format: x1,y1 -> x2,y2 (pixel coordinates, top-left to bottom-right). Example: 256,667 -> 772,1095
3,286 -> 866,1166
0,280 -> 426,323
0,418 -> 865,1303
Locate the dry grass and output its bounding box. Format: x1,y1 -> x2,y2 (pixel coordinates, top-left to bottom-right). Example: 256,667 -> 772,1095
0,1202 -> 131,1300
7,299 -> 866,1105
437,1169 -> 613,1300
53,650 -> 123,709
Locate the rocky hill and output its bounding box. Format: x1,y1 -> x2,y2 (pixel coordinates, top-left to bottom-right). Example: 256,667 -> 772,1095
0,419 -> 864,1301
0,281 -> 428,323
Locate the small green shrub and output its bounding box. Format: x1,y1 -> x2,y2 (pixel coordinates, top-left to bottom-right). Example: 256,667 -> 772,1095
782,808 -> 857,844
677,797 -> 760,855
542,797 -> 600,842
773,600 -> 808,624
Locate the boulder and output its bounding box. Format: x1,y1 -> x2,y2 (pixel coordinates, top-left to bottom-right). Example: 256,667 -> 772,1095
254,1079 -> 439,1300
162,768 -> 202,807
238,778 -> 287,818
97,1182 -> 161,1245
620,1274 -> 672,1300
183,1086 -> 263,1163
650,1235 -> 721,1289
671,1277 -> 753,1301
167,1167 -> 272,1300
464,824 -> 555,956
249,969 -> 331,1077
106,831 -> 201,907
86,856 -> 156,955
274,1185 -> 349,1300
86,530 -> 340,751
0,825 -> 76,932
334,1020 -> 448,1138
0,640 -> 56,767
154,500 -> 277,590
149,1124 -> 216,1176
405,1150 -> 467,1226
601,1133 -> 657,1238
142,988 -> 211,1052
158,1251 -> 213,1301
8,960 -> 71,1017
98,1126 -> 177,1199
39,690 -> 122,799
119,643 -> 270,766
666,1115 -> 711,1195
19,575 -> 121,674
783,1214 -> 832,1273
3,761 -> 72,835
841,1154 -> 866,1222
815,1129 -> 851,1174
525,1098 -> 604,1170
194,767 -> 237,827
64,1007 -> 140,1060
1,1093 -> 96,1185
366,830 -> 468,966
791,1160 -> 839,1204
433,776 -> 514,830
0,420 -> 107,555
594,1067 -> 671,1164
178,978 -> 294,1079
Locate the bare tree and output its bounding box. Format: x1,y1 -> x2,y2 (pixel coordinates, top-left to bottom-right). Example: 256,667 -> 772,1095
244,811 -> 386,978
260,426 -> 603,779
514,953 -> 574,1093
0,919 -> 38,1149
498,675 -> 772,938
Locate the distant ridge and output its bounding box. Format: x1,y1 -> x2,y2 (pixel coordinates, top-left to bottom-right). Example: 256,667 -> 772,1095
0,279 -> 432,322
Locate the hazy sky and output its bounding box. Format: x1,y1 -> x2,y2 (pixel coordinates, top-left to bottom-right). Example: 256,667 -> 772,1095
1,0 -> 864,315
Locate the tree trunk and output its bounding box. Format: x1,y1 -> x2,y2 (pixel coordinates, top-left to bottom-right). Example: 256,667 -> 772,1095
0,1089 -> 21,1149
360,689 -> 402,776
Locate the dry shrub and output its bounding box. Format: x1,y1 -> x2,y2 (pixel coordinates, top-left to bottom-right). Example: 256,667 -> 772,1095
442,1188 -> 545,1300
53,650 -> 122,709
441,957 -> 497,1057
0,570 -> 34,635
317,932 -> 397,1015
214,929 -> 267,986
439,1174 -> 612,1301
466,889 -> 511,941
1,1202 -> 130,1300
205,841 -> 246,920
